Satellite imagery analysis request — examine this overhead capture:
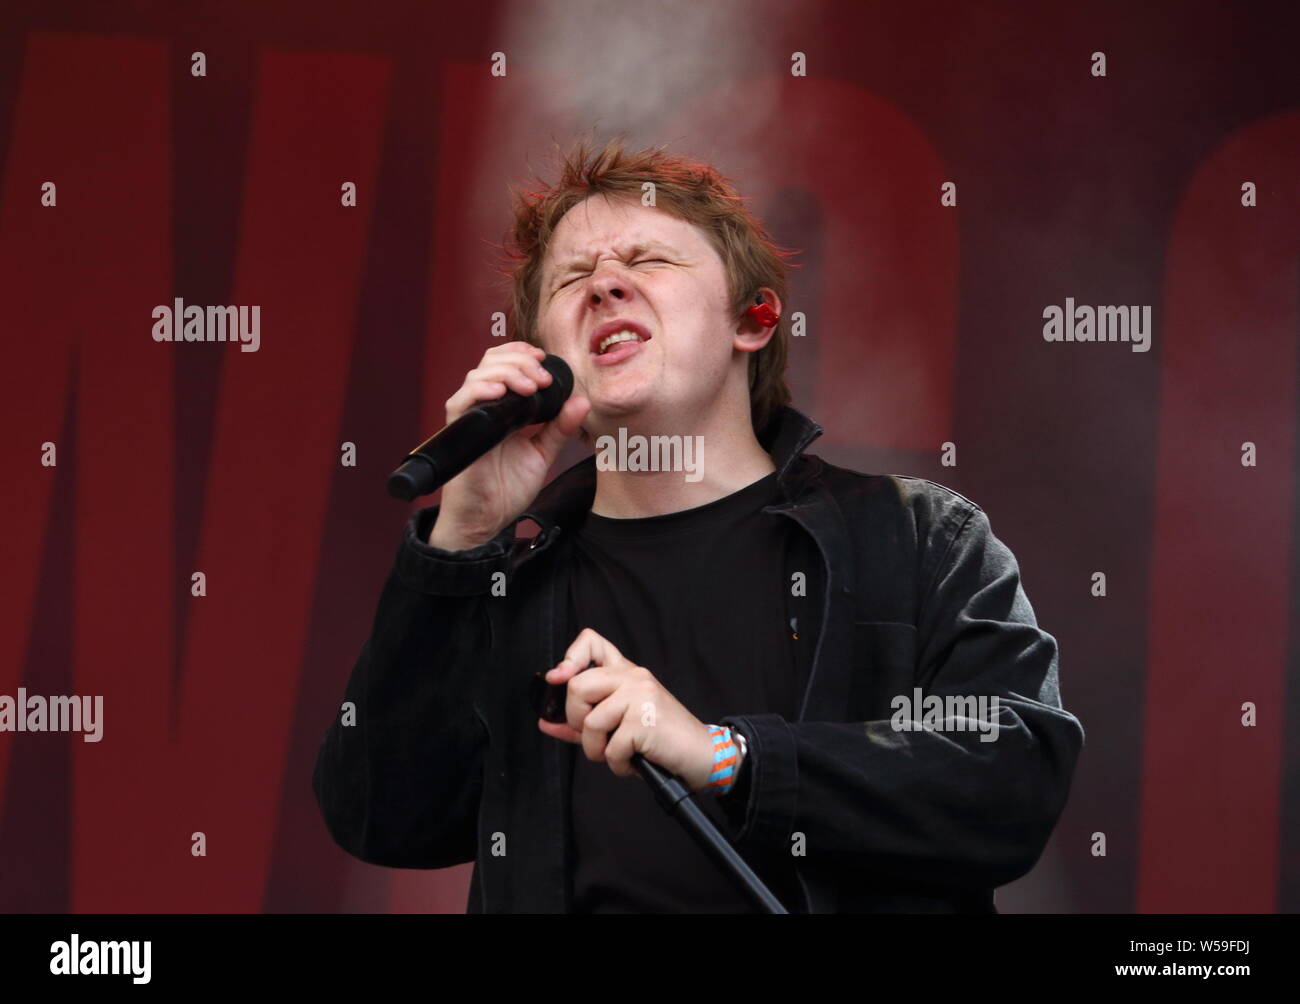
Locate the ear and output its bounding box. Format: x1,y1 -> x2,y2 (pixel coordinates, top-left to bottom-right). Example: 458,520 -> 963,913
733,287 -> 781,355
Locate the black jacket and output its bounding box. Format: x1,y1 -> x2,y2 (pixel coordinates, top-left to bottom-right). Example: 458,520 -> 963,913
313,405 -> 1085,912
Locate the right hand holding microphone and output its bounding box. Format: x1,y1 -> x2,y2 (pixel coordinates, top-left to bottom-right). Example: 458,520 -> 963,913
427,342 -> 590,551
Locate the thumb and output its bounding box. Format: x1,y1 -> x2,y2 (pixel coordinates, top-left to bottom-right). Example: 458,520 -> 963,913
530,394 -> 590,465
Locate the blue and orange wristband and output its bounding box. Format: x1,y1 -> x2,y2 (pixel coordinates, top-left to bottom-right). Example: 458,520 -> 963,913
704,724 -> 746,795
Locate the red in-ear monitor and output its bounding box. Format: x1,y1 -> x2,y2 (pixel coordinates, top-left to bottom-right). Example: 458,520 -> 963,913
745,292 -> 779,328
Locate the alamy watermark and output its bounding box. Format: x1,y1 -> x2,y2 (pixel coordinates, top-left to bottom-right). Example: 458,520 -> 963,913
50,935 -> 150,984
1042,298 -> 1151,353
152,298 -> 260,353
0,689 -> 103,742
890,688 -> 1001,742
594,427 -> 704,483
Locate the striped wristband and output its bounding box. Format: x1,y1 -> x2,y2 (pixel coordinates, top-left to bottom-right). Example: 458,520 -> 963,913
704,724 -> 741,795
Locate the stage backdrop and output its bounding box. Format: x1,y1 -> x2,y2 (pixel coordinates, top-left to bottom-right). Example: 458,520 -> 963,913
0,0 -> 1297,914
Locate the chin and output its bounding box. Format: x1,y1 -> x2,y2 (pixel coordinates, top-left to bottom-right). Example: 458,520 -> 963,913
586,381 -> 657,419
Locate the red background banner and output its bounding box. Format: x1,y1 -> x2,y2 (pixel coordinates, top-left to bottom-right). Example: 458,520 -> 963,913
0,0 -> 1296,913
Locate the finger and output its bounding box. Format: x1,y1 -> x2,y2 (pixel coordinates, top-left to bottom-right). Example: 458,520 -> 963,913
580,716 -> 610,764
445,380 -> 506,416
565,667 -> 617,706
530,394 -> 591,466
537,717 -> 582,743
468,359 -> 550,396
445,383 -> 541,425
478,348 -> 549,368
445,380 -> 534,423
485,341 -> 547,359
563,690 -> 594,735
562,628 -> 623,675
544,655 -> 590,684
445,379 -> 504,418
582,690 -> 629,737
604,723 -> 639,778
563,670 -> 625,733
446,356 -> 551,413
472,355 -> 552,381
580,692 -> 631,764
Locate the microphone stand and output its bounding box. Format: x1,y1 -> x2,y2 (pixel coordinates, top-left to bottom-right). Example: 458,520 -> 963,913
537,663 -> 789,914
629,753 -> 788,914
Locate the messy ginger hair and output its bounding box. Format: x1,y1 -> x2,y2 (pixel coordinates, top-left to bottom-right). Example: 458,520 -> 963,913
501,136 -> 797,439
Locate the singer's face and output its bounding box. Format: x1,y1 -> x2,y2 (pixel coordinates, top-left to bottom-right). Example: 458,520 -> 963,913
535,194 -> 738,431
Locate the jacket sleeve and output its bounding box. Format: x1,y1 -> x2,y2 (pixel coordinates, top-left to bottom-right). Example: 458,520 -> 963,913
719,504 -> 1085,890
312,505 -> 512,869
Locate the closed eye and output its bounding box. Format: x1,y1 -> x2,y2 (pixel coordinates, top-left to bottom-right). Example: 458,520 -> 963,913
555,258 -> 668,292
556,272 -> 588,290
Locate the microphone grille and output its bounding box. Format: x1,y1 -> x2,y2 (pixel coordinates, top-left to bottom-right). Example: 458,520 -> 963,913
535,353 -> 573,421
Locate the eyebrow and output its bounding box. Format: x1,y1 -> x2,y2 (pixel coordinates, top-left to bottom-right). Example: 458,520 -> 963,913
547,242 -> 676,286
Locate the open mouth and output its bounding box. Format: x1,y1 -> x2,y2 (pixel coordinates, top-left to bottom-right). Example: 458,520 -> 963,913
595,329 -> 645,355
592,335 -> 645,366
588,321 -> 651,367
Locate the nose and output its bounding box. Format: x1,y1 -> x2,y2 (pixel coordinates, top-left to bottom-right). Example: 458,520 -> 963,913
588,264 -> 631,307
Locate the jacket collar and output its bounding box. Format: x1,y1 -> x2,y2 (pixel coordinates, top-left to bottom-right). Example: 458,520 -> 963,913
519,405 -> 825,535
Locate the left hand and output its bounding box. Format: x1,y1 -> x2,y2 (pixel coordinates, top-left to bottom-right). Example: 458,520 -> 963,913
538,627 -> 718,792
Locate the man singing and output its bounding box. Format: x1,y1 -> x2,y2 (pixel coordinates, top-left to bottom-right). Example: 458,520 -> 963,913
313,137 -> 1085,913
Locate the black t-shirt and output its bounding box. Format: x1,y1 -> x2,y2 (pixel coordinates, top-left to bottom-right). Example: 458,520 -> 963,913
565,470 -> 820,912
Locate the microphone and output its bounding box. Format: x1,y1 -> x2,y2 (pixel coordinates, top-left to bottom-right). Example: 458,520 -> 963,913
386,353 -> 574,501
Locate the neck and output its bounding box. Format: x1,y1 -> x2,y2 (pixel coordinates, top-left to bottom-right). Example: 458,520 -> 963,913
589,399 -> 776,518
